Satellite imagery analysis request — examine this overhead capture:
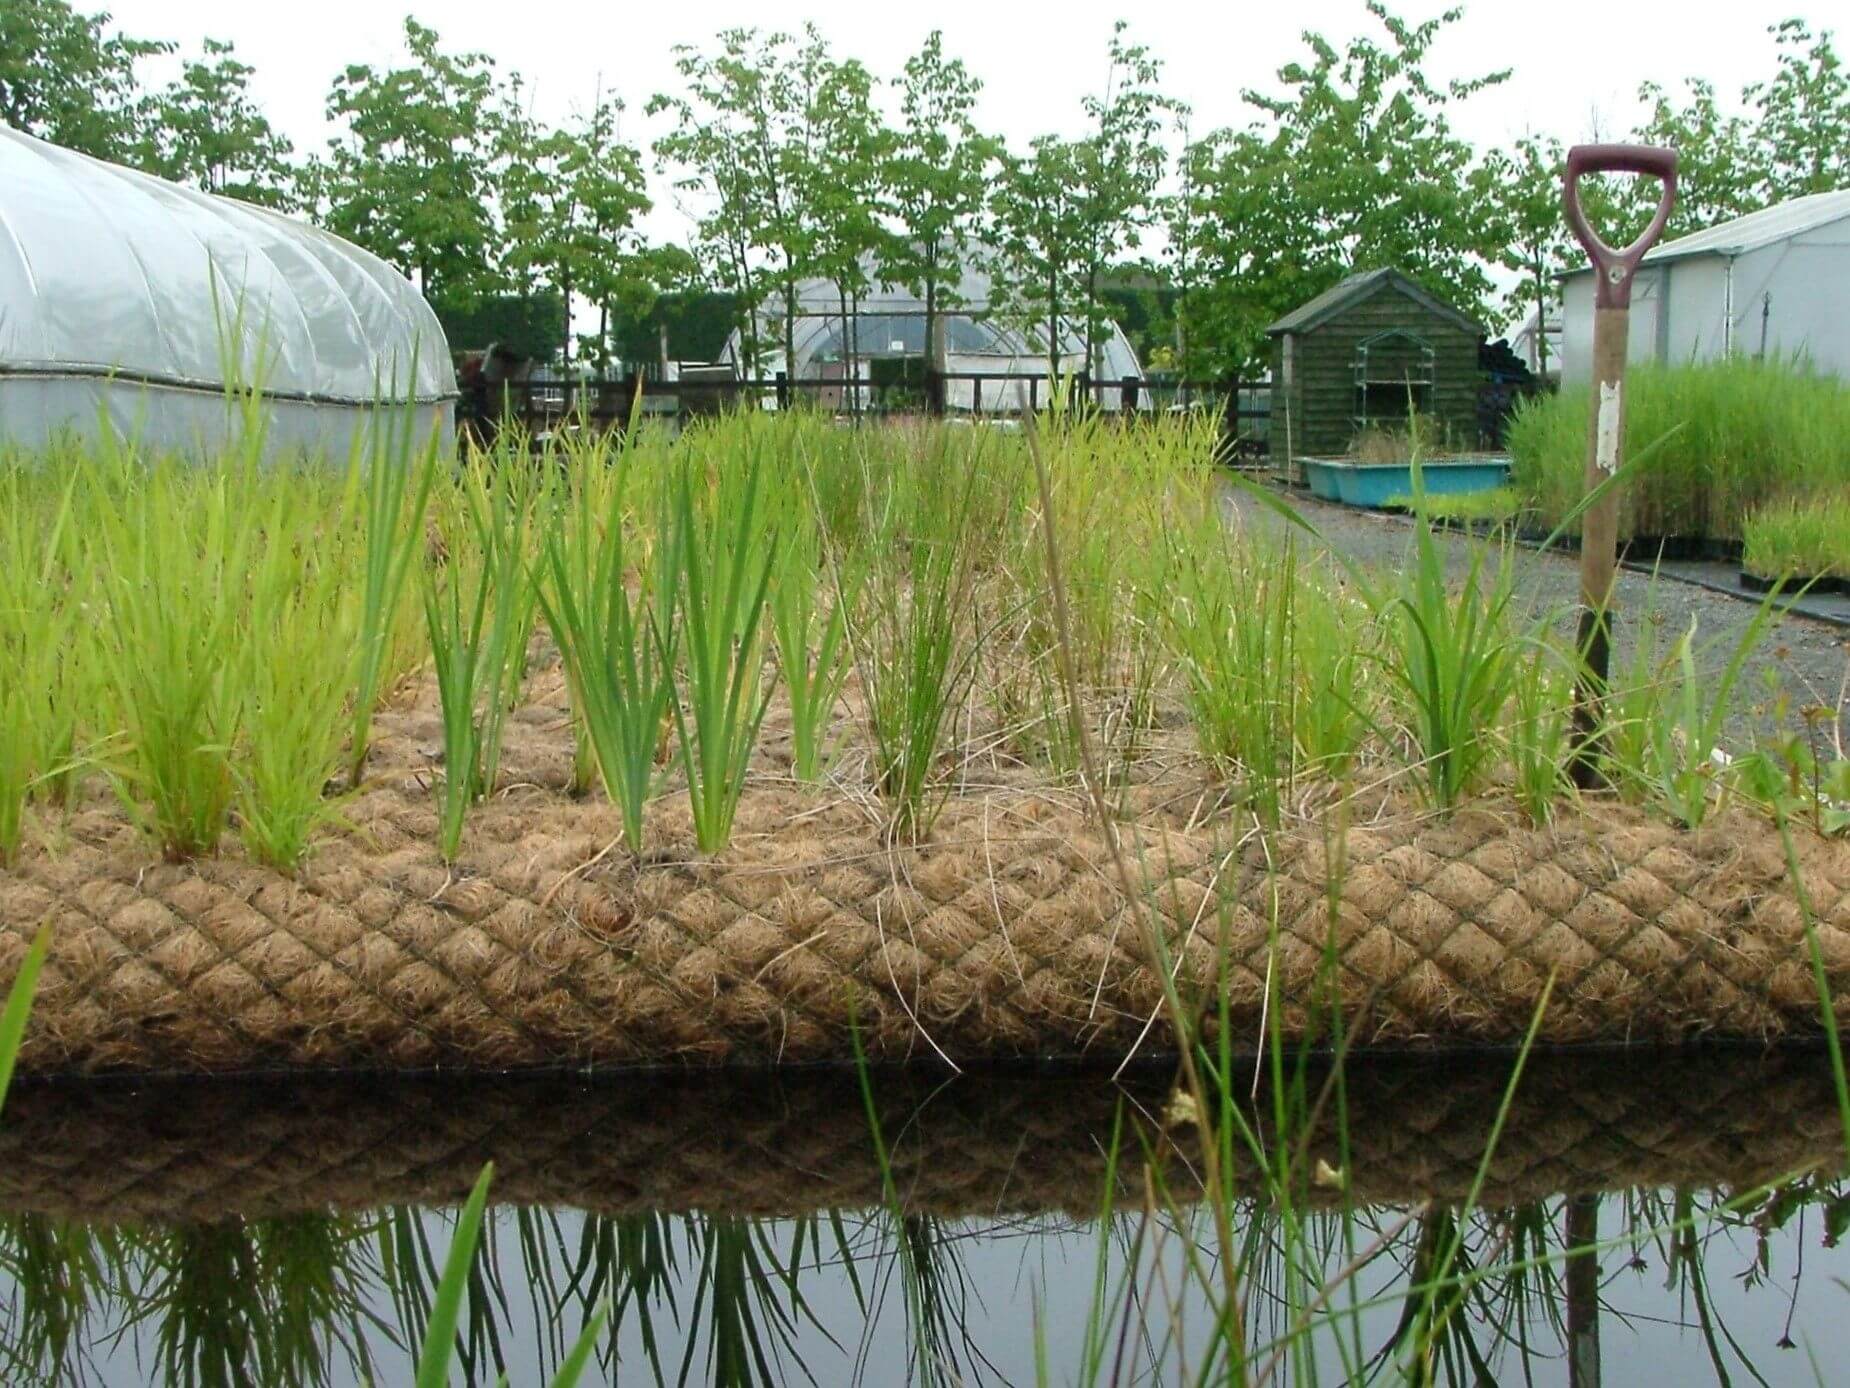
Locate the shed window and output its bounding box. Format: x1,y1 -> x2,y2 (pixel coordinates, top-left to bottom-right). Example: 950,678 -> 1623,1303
1353,329 -> 1436,431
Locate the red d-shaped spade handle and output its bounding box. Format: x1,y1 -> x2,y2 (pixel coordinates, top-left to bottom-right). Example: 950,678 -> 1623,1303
1563,144 -> 1679,309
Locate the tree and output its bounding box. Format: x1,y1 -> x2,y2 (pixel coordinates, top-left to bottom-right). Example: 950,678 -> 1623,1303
804,54 -> 890,408
568,98 -> 679,372
1630,77 -> 1764,235
0,0 -> 166,161
649,35 -> 773,375
1478,135 -> 1571,376
884,32 -> 998,384
1071,23 -> 1182,380
651,27 -> 838,379
1166,126 -> 1324,374
144,38 -> 295,207
313,18 -> 501,303
1242,2 -> 1509,323
990,137 -> 1089,380
498,85 -> 653,369
1747,20 -> 1847,200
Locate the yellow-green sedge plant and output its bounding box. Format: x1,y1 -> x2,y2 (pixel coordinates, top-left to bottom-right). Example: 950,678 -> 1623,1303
1643,597 -> 1785,830
538,457 -> 681,855
845,438 -> 990,838
1503,635 -> 1577,825
457,455 -> 548,799
768,521 -> 856,784
87,453 -> 259,860
234,481 -> 363,872
668,457 -> 779,853
348,406 -> 439,787
423,551 -> 492,865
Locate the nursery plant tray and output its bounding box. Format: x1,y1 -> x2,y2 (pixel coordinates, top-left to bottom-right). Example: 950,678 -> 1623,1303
1298,456 -> 1510,509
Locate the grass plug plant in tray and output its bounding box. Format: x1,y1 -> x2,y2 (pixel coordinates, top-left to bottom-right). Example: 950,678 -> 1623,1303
1742,495 -> 1850,592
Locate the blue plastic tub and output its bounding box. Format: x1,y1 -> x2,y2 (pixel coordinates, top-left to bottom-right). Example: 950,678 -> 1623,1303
1302,459 -> 1344,501
1299,456 -> 1510,509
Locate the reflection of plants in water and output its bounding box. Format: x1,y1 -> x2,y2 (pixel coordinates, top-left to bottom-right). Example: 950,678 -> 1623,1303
677,1212 -> 845,1387
121,1214 -> 379,1388
0,1214 -> 128,1384
849,1211 -> 1007,1387
377,1205 -> 856,1388
561,1211 -> 680,1380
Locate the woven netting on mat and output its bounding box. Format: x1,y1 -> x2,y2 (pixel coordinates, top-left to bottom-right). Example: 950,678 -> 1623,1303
3,783 -> 1850,1075
0,1049 -> 1838,1224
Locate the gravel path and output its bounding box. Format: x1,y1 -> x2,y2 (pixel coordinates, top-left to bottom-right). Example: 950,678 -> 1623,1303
1223,483 -> 1850,753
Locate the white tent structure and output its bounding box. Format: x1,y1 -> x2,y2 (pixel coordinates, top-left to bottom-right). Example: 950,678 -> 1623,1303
718,257 -> 1147,412
0,126 -> 455,458
1560,190 -> 1850,384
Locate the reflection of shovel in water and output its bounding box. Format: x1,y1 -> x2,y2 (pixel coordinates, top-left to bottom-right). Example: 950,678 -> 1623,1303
1562,144 -> 1678,787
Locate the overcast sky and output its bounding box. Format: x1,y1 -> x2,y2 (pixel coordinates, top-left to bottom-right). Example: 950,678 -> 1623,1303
109,0 -> 1826,288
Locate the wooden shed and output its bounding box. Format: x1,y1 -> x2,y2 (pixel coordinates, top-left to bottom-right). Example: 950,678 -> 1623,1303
1265,269 -> 1484,473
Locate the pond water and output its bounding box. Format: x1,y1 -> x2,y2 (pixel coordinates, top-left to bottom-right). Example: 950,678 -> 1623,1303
0,1048 -> 1843,1385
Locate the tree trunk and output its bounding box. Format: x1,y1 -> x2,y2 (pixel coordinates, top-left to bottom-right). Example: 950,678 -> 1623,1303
783,278 -> 798,384
837,282 -> 854,419
1047,261 -> 1061,385
924,246 -> 939,403
925,255 -> 939,416
1085,261 -> 1101,392
1533,253 -> 1550,378
560,275 -> 573,372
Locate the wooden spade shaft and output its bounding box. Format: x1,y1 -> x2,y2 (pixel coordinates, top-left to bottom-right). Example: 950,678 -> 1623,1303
1570,304 -> 1632,780
1560,144 -> 1678,788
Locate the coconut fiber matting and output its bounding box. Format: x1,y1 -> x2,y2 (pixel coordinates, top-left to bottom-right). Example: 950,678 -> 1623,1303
3,775 -> 1850,1076
0,1049 -> 1839,1224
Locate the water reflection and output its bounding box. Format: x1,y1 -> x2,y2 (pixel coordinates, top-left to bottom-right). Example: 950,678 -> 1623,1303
0,1048 -> 1841,1384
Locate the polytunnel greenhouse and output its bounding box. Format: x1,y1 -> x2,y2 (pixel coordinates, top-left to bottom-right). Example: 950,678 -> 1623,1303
0,127 -> 455,459
718,258 -> 1146,412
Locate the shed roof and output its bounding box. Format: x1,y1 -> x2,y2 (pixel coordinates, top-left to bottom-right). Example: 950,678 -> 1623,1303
1265,268 -> 1484,337
1560,189 -> 1850,277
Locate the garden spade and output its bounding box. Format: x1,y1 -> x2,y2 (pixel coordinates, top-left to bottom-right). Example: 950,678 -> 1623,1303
1561,143 -> 1677,787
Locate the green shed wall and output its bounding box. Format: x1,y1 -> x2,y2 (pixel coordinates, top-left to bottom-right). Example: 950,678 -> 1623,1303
1268,286 -> 1481,464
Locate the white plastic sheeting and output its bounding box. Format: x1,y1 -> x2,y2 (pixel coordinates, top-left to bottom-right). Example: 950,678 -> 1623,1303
1560,191 -> 1850,384
0,126 -> 455,457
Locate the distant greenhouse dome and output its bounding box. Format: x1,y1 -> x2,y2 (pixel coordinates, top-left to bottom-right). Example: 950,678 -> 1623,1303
0,126 -> 456,459
718,257 -> 1146,411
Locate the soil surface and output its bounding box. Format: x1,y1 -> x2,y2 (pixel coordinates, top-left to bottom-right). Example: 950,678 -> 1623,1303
1225,483 -> 1850,752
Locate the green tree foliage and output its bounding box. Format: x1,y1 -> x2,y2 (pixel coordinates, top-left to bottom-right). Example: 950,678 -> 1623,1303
1072,24 -> 1184,377
312,18 -> 501,302
1632,78 -> 1766,235
990,137 -> 1089,379
0,0 -> 166,160
1749,20 -> 1849,200
1245,3 -> 1508,318
1476,134 -> 1571,375
143,39 -> 295,208
499,85 -> 656,368
650,28 -> 823,377
432,292 -> 565,362
1166,128 -> 1316,375
884,32 -> 998,375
